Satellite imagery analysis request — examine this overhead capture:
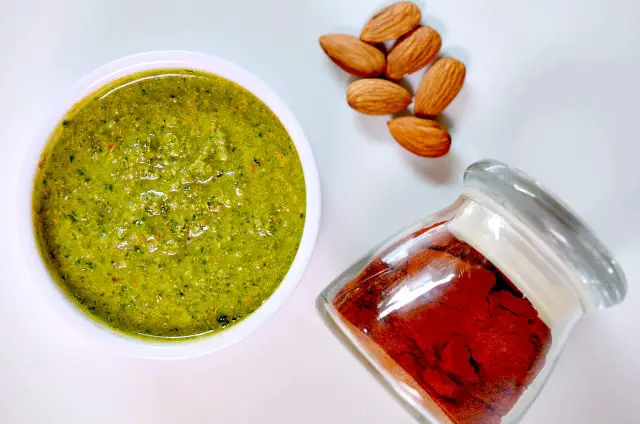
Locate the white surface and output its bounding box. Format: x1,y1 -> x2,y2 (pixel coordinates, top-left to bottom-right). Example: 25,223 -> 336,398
1,0 -> 639,423
18,51 -> 321,359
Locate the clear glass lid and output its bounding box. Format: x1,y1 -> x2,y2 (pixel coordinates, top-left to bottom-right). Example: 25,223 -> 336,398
463,160 -> 627,310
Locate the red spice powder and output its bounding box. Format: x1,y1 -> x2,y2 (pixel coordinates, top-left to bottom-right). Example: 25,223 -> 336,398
333,223 -> 552,424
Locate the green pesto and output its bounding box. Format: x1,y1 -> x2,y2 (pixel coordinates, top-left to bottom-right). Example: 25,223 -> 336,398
33,69 -> 306,340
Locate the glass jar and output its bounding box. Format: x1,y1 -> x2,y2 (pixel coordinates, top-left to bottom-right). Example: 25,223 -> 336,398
319,160 -> 627,424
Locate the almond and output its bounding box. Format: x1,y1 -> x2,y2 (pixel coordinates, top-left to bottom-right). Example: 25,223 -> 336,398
319,34 -> 386,78
385,26 -> 441,80
360,1 -> 421,43
347,79 -> 412,115
415,57 -> 466,117
387,116 -> 451,157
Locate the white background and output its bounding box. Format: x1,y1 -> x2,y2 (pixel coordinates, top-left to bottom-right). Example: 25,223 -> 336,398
1,0 -> 639,423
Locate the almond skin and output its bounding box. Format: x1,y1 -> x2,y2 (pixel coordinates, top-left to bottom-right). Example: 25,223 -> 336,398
347,79 -> 412,115
360,1 -> 421,43
319,34 -> 386,78
385,26 -> 442,80
387,116 -> 451,157
415,57 -> 466,116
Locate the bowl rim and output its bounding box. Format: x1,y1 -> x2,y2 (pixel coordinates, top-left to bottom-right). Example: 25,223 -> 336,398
19,50 -> 321,359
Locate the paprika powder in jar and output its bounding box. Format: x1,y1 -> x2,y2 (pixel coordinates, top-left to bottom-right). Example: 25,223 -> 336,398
319,160 -> 627,424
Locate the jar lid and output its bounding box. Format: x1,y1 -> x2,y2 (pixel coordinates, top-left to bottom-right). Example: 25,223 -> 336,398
463,160 -> 627,310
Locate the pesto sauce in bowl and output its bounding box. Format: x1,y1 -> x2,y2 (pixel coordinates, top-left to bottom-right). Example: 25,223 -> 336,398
33,69 -> 306,340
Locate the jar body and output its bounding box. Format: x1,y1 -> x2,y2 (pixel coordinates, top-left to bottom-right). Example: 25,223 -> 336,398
320,193 -> 587,424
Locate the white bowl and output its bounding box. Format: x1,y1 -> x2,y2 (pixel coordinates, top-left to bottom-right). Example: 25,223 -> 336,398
19,51 -> 321,359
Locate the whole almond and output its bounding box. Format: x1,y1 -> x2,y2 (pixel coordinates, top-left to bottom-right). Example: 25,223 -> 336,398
360,1 -> 421,43
386,26 -> 442,80
387,116 -> 451,157
319,34 -> 386,78
415,57 -> 466,116
347,79 -> 412,115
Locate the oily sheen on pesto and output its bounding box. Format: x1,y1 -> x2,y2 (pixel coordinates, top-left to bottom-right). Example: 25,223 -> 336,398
33,69 -> 306,339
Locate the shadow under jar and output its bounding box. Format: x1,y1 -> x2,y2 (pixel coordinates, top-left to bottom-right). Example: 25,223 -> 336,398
319,160 -> 627,424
